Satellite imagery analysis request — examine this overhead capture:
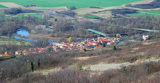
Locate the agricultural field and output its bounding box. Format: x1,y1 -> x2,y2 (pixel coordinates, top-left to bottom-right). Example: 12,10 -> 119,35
0,0 -> 140,8
128,10 -> 160,16
87,15 -> 103,19
0,5 -> 7,8
16,14 -> 25,18
0,2 -> 23,8
16,14 -> 43,19
1,14 -> 43,20
28,14 -> 43,19
0,36 -> 31,46
0,10 -> 43,20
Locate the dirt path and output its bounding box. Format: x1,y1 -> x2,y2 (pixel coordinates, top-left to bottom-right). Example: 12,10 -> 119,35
74,56 -> 98,61
83,62 -> 133,71
83,57 -> 160,72
33,67 -> 61,75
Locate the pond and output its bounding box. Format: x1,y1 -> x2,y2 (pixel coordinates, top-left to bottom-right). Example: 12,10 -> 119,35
16,28 -> 30,37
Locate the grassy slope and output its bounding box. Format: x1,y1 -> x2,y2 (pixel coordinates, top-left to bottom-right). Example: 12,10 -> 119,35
128,10 -> 160,16
0,0 -> 140,8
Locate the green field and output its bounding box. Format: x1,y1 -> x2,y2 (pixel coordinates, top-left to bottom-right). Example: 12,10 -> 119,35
17,14 -> 25,18
87,15 -> 103,19
0,37 -> 31,46
0,5 -> 7,8
0,13 -> 43,21
128,10 -> 160,17
28,14 -> 43,19
17,14 -> 43,19
0,0 -> 140,8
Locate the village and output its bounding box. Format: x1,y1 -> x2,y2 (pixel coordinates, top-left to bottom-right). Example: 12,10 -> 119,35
0,32 -> 151,57
0,36 -> 119,57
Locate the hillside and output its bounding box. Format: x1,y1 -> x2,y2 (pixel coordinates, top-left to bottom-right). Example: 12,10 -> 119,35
0,0 -> 160,83
1,39 -> 160,83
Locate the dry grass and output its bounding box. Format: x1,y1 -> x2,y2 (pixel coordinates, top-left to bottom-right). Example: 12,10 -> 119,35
33,67 -> 61,75
1,39 -> 160,82
74,56 -> 98,61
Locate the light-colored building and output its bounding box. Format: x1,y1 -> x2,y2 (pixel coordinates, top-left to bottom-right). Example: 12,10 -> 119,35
142,35 -> 149,41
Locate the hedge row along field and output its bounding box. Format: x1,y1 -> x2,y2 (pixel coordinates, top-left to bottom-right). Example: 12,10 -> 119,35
0,0 -> 140,8
128,10 -> 160,16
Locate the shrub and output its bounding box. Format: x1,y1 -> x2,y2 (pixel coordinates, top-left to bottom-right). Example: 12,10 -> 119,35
10,69 -> 91,83
0,54 -> 65,81
112,46 -> 117,51
47,69 -> 91,83
83,49 -> 87,52
102,43 -> 106,47
70,6 -> 77,10
78,65 -> 83,70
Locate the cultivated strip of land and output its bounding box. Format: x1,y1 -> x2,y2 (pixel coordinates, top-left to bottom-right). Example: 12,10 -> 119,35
0,2 -> 24,8
130,0 -> 154,5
